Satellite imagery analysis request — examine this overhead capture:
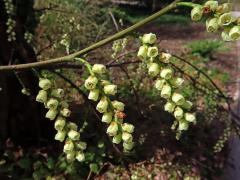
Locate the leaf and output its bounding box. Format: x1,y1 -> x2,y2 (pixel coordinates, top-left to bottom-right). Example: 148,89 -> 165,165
90,163 -> 99,174
46,157 -> 54,169
18,158 -> 31,170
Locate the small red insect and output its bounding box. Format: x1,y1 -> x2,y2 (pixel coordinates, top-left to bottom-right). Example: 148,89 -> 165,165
203,6 -> 211,14
116,111 -> 126,119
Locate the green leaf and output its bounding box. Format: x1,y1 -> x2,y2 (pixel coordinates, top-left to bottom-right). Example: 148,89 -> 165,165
18,158 -> 31,170
89,163 -> 99,174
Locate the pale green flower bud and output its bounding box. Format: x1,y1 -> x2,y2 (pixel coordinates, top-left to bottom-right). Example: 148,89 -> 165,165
45,108 -> 58,120
68,130 -> 80,141
217,3 -> 231,14
39,78 -> 52,90
102,112 -> 113,123
147,47 -> 158,58
46,98 -> 59,109
100,80 -> 111,87
107,122 -> 118,136
122,123 -> 134,133
112,134 -> 122,144
66,152 -> 75,162
54,131 -> 66,142
137,46 -> 148,60
76,152 -> 85,162
88,89 -> 99,102
191,6 -> 203,21
51,88 -> 64,98
221,28 -> 232,41
61,108 -> 71,117
104,84 -> 117,95
84,76 -> 98,90
170,77 -> 184,88
96,97 -> 108,113
178,120 -> 189,131
122,132 -> 133,142
229,26 -> 240,41
148,63 -> 160,77
21,88 -> 30,96
222,3 -> 231,12
161,84 -> 172,99
155,79 -> 165,91
160,68 -> 173,80
123,141 -> 134,151
112,100 -> 125,111
174,107 -> 184,120
36,90 -> 47,103
54,118 -> 66,131
164,101 -> 176,113
159,52 -> 172,63
67,122 -> 78,131
206,18 -> 219,32
185,113 -> 196,123
204,1 -> 218,12
92,64 -> 107,74
218,13 -> 233,26
142,33 -> 157,44
63,141 -> 74,153
60,101 -> 69,108
182,100 -> 193,110
76,141 -> 87,150
172,93 -> 185,106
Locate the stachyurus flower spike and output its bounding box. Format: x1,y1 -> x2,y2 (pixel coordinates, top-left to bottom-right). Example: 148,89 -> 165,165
206,17 -> 219,32
204,1 -> 218,12
229,26 -> 240,40
191,6 -> 203,21
142,33 -> 157,44
218,13 -> 233,26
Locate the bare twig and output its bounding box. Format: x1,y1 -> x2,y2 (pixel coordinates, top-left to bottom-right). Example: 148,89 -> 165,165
109,11 -> 119,31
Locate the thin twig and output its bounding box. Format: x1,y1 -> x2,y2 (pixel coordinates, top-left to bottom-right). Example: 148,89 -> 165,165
86,170 -> 92,180
109,11 -> 119,31
118,65 -> 145,119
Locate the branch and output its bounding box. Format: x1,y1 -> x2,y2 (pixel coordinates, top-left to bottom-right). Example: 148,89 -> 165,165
0,0 -> 181,72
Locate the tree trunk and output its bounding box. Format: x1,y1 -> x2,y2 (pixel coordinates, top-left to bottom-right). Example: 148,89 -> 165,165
0,0 -> 54,145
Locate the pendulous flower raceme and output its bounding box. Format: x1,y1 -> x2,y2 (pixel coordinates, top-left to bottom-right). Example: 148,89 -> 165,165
81,60 -> 135,152
137,33 -> 196,139
36,77 -> 86,162
4,0 -> 16,42
190,1 -> 240,41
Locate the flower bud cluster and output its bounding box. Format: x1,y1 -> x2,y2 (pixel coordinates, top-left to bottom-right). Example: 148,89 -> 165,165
84,63 -> 135,152
137,33 -> 196,137
36,77 -> 86,162
4,0 -> 16,42
190,1 -> 240,41
112,38 -> 128,58
213,127 -> 231,153
24,32 -> 33,44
